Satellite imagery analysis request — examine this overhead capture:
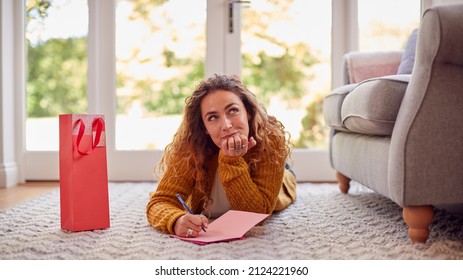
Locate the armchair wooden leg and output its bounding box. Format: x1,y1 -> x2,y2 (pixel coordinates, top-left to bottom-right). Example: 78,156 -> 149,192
336,172 -> 351,194
403,206 -> 434,244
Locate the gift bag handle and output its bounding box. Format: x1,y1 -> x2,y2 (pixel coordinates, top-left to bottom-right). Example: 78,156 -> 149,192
75,117 -> 104,155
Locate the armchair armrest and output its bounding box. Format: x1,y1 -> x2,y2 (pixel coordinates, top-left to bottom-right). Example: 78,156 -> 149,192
389,4 -> 463,206
343,51 -> 403,84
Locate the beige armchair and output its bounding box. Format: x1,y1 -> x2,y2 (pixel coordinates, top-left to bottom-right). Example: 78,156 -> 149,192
323,4 -> 463,243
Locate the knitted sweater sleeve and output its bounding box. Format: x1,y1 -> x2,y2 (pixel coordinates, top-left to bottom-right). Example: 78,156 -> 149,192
218,137 -> 286,214
146,157 -> 195,234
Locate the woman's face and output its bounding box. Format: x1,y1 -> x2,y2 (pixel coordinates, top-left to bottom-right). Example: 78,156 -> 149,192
200,89 -> 250,148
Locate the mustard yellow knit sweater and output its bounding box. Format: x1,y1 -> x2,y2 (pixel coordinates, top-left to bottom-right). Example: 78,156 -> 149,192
146,140 -> 296,234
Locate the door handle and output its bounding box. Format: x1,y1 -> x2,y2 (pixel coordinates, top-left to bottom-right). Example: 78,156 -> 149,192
228,0 -> 251,33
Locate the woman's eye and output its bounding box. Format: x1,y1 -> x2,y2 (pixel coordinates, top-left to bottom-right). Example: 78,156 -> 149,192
208,115 -> 217,121
230,108 -> 239,114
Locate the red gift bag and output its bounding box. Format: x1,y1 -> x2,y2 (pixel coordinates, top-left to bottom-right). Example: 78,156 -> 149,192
59,114 -> 110,231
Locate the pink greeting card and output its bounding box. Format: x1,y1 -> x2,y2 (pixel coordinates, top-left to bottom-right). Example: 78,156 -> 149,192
171,210 -> 269,245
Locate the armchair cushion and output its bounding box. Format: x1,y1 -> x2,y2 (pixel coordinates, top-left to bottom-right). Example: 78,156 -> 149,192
341,75 -> 410,136
397,29 -> 419,74
323,83 -> 358,132
344,51 -> 403,84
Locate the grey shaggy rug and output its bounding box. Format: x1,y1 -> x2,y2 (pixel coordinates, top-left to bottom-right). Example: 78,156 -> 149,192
1,182 -> 462,260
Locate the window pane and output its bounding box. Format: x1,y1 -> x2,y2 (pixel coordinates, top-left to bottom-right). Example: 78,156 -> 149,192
115,0 -> 206,150
358,0 -> 421,52
241,0 -> 331,148
26,0 -> 88,151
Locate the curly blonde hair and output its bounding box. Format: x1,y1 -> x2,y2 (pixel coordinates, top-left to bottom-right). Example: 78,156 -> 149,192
156,74 -> 292,208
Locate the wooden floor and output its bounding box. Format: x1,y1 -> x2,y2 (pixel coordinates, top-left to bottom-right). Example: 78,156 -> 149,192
0,182 -> 59,209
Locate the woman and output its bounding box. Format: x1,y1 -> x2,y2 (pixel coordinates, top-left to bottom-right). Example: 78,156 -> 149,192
146,74 -> 296,238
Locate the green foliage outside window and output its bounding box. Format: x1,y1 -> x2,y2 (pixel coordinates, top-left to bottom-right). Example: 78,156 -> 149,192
27,38 -> 88,117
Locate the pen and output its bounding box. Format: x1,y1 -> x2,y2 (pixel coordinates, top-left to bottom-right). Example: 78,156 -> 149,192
176,194 -> 206,232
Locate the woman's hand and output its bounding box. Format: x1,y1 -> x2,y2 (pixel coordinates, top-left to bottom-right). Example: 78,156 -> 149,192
174,214 -> 209,238
221,135 -> 257,157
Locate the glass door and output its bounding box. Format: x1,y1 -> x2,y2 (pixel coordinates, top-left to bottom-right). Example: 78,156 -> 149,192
239,0 -> 333,181
115,0 -> 206,151
25,0 -> 88,152
24,0 -> 89,179
110,0 -> 334,181
23,0 -> 212,181
21,0 -> 421,182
